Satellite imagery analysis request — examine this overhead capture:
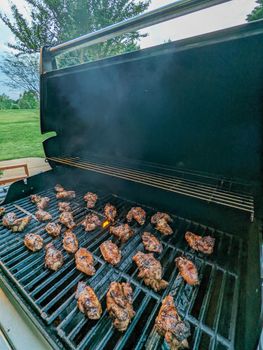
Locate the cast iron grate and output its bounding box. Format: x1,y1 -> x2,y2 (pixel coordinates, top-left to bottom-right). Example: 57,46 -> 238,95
0,187 -> 242,350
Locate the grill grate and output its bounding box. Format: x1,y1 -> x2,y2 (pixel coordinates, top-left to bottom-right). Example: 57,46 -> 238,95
0,187 -> 243,350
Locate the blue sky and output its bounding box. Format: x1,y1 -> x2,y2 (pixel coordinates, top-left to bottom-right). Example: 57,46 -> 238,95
0,0 -> 256,99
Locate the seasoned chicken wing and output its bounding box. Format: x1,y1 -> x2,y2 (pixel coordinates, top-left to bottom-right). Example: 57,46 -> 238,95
59,211 -> 75,229
45,243 -> 64,271
3,213 -> 31,232
75,248 -> 96,276
58,202 -> 71,212
100,240 -> 121,265
106,282 -> 135,332
110,224 -> 134,243
63,230 -> 78,253
126,207 -> 146,225
75,281 -> 102,319
82,213 -> 101,232
155,295 -> 190,350
31,195 -> 50,210
0,207 -> 5,217
24,233 -> 43,252
84,192 -> 98,208
2,212 -> 17,227
56,190 -> 76,200
175,256 -> 199,286
31,194 -> 41,204
54,184 -> 64,192
45,222 -> 62,237
35,209 -> 52,222
185,231 -> 215,255
151,212 -> 173,235
104,203 -> 117,222
133,252 -> 168,291
142,232 -> 163,253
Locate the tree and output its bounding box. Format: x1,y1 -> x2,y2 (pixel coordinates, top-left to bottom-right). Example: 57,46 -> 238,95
0,54 -> 39,97
247,0 -> 263,21
17,90 -> 39,109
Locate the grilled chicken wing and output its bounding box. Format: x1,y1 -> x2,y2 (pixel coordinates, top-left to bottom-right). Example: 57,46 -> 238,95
75,281 -> 102,319
45,243 -> 64,271
185,231 -> 215,255
3,213 -> 31,232
63,230 -> 78,253
132,252 -> 168,291
151,212 -> 173,235
45,222 -> 62,237
82,213 -> 101,232
2,212 -> 17,227
106,282 -> 135,332
126,207 -> 146,225
54,184 -> 64,192
104,203 -> 117,222
142,232 -> 163,253
175,257 -> 199,286
59,211 -> 75,229
110,224 -> 134,243
31,194 -> 41,204
35,209 -> 52,222
155,295 -> 190,350
0,207 -> 5,217
75,248 -> 96,276
31,195 -> 50,210
56,190 -> 76,200
58,202 -> 71,212
100,240 -> 121,265
83,192 -> 98,209
24,233 -> 43,252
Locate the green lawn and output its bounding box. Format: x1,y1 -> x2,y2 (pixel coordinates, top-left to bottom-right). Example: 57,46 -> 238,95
0,109 -> 47,161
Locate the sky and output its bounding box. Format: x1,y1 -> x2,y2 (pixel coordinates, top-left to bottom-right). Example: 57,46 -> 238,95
0,0 -> 257,99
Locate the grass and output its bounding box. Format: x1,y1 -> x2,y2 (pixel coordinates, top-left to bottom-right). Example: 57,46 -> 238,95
0,109 -> 47,161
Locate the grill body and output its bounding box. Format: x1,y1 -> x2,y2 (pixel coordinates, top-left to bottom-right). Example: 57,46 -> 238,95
1,18 -> 263,350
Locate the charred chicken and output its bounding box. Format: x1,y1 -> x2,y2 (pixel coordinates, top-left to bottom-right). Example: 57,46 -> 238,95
82,213 -> 101,232
56,190 -> 76,200
132,252 -> 168,291
100,240 -> 121,265
126,207 -> 146,225
63,230 -> 78,253
75,281 -> 102,319
155,295 -> 190,350
75,248 -> 96,276
54,184 -> 64,192
142,232 -> 163,253
185,231 -> 215,255
175,256 -> 199,286
3,213 -> 31,232
45,243 -> 64,271
83,192 -> 98,208
106,282 -> 135,332
110,224 -> 134,243
58,202 -> 71,212
35,209 -> 52,222
24,233 -> 43,252
45,222 -> 62,237
104,203 -> 117,222
59,211 -> 75,229
151,212 -> 173,235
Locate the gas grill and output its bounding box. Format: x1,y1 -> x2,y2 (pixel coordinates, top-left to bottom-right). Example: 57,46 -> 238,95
1,1 -> 263,349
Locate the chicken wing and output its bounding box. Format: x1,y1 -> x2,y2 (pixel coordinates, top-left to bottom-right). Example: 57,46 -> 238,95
3,213 -> 31,232
59,211 -> 75,229
185,231 -> 215,255
82,213 -> 101,232
104,203 -> 117,222
175,256 -> 199,286
54,184 -> 64,192
142,232 -> 163,253
2,212 -> 17,227
24,233 -> 43,252
83,192 -> 98,209
45,222 -> 62,237
58,202 -> 71,212
35,209 -> 52,222
31,195 -> 50,210
75,248 -> 96,276
0,207 -> 5,217
63,230 -> 78,253
75,281 -> 102,319
45,243 -> 64,271
56,190 -> 76,200
155,295 -> 190,350
106,282 -> 135,332
100,240 -> 121,265
151,212 -> 173,235
126,207 -> 146,225
110,224 -> 134,243
132,252 -> 168,291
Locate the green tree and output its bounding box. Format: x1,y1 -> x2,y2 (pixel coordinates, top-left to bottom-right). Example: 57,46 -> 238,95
17,90 -> 39,109
247,0 -> 263,21
0,94 -> 15,109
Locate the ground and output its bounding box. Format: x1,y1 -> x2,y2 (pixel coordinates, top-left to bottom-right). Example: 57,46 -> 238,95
0,109 -> 48,160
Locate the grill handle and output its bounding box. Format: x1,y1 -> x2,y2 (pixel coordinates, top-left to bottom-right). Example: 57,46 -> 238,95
46,0 -> 230,57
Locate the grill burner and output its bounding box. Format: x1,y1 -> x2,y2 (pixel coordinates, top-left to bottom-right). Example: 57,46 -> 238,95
0,186 -> 243,349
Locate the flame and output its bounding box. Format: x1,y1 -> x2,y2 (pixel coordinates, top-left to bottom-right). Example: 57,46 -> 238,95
102,220 -> 110,228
